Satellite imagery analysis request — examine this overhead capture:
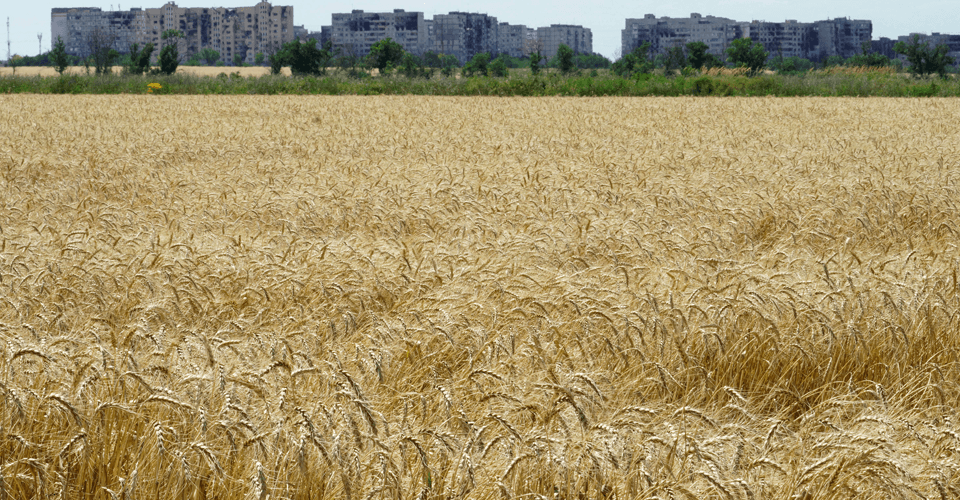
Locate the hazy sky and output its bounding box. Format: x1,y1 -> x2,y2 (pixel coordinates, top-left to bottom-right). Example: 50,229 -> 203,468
4,0 -> 957,60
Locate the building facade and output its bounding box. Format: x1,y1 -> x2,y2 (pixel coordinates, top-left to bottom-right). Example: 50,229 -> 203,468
535,25 -> 592,59
52,1 -> 294,64
622,13 -> 739,58
895,33 -> 960,63
497,23 -> 527,58
319,9 -> 592,63
52,7 -> 140,57
622,13 -> 871,62
431,12 -> 499,64
328,10 -> 428,58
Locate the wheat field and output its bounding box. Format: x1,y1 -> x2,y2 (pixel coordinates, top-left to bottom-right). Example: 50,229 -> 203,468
1,96 -> 960,499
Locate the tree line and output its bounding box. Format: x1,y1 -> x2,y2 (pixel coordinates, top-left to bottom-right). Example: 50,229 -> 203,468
8,32 -> 956,79
261,37 -> 610,78
613,36 -> 956,78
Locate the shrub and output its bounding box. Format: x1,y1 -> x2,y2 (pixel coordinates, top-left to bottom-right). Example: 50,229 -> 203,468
463,53 -> 491,77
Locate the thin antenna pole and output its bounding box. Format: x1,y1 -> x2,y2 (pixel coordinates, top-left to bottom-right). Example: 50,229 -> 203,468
7,18 -> 10,61
38,33 -> 43,55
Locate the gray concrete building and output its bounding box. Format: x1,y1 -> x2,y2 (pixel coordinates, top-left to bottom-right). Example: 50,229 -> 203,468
52,7 -> 140,57
321,9 -> 591,63
622,13 -> 739,58
498,22 -> 527,58
52,1 -> 294,63
815,18 -> 872,60
897,32 -> 960,64
328,9 -> 428,57
622,13 -> 871,63
431,12 -> 499,64
535,24 -> 592,60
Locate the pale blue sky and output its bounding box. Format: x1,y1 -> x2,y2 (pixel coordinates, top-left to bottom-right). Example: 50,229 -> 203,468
3,0 -> 957,60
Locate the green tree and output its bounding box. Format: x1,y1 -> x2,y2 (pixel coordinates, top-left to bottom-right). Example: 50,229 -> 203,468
268,51 -> 284,74
462,52 -> 491,77
157,29 -> 184,75
8,54 -> 23,75
685,41 -> 723,70
399,52 -> 432,78
571,53 -> 611,69
439,54 -> 459,77
529,50 -> 543,75
126,42 -> 154,75
770,56 -> 813,74
844,41 -> 891,67
86,27 -> 119,75
422,51 -> 442,68
367,38 -> 405,74
51,36 -> 70,75
663,44 -> 687,73
894,34 -> 956,77
612,42 -> 653,77
492,54 -> 525,68
233,53 -> 243,67
273,38 -> 335,76
556,44 -> 575,74
489,54 -> 509,77
726,37 -> 768,74
333,44 -> 366,78
822,55 -> 845,67
255,52 -> 265,65
197,47 -> 220,65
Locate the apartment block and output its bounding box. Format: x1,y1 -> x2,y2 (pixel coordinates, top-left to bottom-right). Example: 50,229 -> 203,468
432,12 -> 499,64
622,13 -> 739,58
622,13 -> 871,62
52,7 -> 139,57
498,23 -> 527,58
815,18 -> 872,60
328,10 -> 428,57
51,1 -> 294,64
898,32 -> 960,63
535,25 -> 592,59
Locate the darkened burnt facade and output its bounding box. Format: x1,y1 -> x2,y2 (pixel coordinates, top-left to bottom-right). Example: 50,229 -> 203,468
329,9 -> 429,57
432,12 -> 499,64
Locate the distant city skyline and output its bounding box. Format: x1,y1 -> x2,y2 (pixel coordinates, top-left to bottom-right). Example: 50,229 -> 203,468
5,0 -> 957,60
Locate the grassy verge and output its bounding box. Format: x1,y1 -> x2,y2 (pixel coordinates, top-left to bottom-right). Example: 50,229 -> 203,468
1,70 -> 958,96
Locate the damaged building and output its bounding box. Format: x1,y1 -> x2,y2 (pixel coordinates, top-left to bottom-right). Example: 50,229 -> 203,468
51,1 -> 296,64
327,10 -> 429,58
622,13 -> 871,63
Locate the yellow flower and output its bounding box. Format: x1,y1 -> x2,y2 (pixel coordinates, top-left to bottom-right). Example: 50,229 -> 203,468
147,83 -> 162,93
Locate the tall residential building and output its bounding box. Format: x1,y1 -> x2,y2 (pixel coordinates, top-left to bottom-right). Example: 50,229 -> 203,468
813,18 -> 872,60
621,13 -> 739,57
621,13 -> 871,62
51,1 -> 294,64
52,7 -> 140,57
321,10 -> 592,63
535,24 -> 593,59
897,32 -> 960,63
328,10 -> 429,57
498,23 -> 527,58
432,12 -> 499,64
